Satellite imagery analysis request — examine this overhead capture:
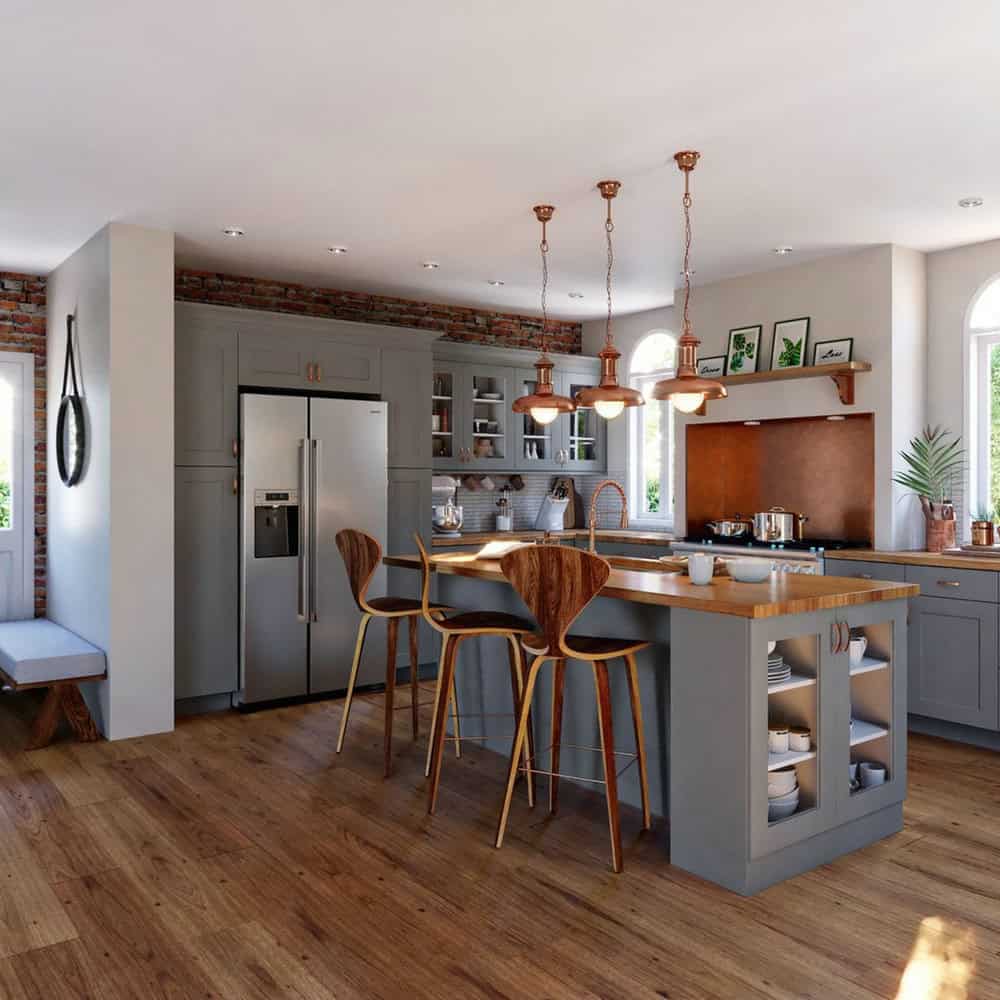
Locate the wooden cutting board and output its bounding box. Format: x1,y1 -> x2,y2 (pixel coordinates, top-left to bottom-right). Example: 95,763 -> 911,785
945,545 -> 1000,558
551,477 -> 583,528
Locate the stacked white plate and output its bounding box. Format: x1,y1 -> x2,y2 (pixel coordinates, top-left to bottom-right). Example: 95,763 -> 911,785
768,765 -> 799,821
767,652 -> 791,687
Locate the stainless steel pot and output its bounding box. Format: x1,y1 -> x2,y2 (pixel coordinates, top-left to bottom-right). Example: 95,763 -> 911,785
752,506 -> 808,543
705,517 -> 752,538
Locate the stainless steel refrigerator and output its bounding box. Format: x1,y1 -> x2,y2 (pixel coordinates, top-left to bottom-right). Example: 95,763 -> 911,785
239,393 -> 388,705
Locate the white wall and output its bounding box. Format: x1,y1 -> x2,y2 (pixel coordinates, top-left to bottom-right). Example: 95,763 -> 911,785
927,237 -> 1000,529
47,223 -> 175,739
585,245 -> 926,549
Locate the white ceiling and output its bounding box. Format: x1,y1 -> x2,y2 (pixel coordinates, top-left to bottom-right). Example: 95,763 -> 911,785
4,1 -> 1000,319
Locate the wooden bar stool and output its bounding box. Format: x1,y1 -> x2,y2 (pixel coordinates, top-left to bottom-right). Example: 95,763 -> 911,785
413,534 -> 537,814
335,529 -> 458,778
495,545 -> 652,873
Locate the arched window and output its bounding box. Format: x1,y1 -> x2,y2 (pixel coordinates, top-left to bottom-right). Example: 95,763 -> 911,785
628,331 -> 677,525
972,276 -> 1000,516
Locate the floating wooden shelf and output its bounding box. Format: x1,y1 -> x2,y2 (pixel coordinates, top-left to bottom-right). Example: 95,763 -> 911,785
695,361 -> 872,414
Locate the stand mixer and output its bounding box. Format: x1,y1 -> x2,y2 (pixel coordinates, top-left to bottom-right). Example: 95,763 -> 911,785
431,476 -> 463,536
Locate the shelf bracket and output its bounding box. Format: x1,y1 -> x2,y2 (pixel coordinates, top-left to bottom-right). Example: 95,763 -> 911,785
830,371 -> 855,406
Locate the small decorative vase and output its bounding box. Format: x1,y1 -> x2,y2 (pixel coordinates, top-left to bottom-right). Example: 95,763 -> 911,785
971,521 -> 995,547
925,517 -> 956,553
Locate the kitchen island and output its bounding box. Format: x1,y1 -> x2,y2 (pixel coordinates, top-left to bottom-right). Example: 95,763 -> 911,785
386,548 -> 918,894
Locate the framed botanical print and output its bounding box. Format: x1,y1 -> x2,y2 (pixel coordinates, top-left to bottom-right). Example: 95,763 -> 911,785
696,355 -> 726,378
725,325 -> 761,375
770,317 -> 810,370
812,337 -> 853,366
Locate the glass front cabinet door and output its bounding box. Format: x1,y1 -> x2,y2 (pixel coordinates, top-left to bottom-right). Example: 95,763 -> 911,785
559,373 -> 606,472
513,368 -> 560,470
463,365 -> 515,470
431,361 -> 463,470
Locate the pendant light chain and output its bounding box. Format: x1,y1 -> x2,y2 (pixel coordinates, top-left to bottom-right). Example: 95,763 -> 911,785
605,198 -> 615,346
540,220 -> 549,353
682,170 -> 692,336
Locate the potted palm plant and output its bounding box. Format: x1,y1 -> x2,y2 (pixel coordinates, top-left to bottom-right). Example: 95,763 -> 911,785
892,426 -> 964,553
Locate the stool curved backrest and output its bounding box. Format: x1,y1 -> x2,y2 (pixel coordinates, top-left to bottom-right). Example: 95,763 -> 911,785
413,532 -> 449,633
335,528 -> 382,615
500,545 -> 611,658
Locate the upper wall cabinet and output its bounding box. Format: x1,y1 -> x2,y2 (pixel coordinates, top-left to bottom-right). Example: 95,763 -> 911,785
175,321 -> 238,467
383,348 -> 432,468
239,330 -> 380,394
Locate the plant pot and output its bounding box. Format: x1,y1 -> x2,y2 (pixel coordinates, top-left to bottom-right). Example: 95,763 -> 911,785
925,517 -> 956,553
971,521 -> 995,546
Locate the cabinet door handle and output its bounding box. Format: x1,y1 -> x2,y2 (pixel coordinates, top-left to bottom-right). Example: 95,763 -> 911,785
232,437 -> 239,459
306,362 -> 314,382
936,579 -> 961,587
232,476 -> 238,495
315,363 -> 322,382
840,621 -> 850,651
859,572 -> 873,579
831,622 -> 842,654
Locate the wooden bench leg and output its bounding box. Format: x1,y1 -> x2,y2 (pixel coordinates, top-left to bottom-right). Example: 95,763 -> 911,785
24,682 -> 99,751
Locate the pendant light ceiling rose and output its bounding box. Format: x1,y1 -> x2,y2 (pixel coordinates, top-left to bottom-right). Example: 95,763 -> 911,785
511,204 -> 576,424
651,150 -> 727,413
575,179 -> 644,419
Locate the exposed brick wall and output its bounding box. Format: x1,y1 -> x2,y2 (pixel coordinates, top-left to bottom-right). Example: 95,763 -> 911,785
175,269 -> 582,353
0,272 -> 46,616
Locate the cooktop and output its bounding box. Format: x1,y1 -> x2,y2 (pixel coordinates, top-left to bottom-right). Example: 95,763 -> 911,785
680,535 -> 871,552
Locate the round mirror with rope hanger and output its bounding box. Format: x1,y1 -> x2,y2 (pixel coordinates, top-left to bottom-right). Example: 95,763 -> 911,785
56,314 -> 86,487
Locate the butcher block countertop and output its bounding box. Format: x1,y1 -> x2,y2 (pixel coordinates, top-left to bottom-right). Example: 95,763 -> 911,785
431,529 -> 675,548
833,548 -> 1000,572
385,551 -> 917,619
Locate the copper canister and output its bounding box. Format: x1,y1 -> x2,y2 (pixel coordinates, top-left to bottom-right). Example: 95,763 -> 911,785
971,521 -> 995,546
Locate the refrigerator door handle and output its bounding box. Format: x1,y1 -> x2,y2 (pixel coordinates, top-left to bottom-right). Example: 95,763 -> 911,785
310,439 -> 321,622
297,438 -> 311,622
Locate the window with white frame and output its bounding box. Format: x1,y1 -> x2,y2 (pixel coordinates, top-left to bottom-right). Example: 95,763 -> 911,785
971,277 -> 1000,516
628,331 -> 676,525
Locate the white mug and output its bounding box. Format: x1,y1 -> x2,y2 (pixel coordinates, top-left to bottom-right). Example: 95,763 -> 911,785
788,727 -> 811,752
859,762 -> 887,787
688,553 -> 714,586
849,636 -> 868,667
768,727 -> 789,754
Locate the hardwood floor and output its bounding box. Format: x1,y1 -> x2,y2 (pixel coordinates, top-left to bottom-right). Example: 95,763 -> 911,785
0,686 -> 997,999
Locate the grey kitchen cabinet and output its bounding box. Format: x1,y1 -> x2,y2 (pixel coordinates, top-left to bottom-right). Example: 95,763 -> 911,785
558,372 -> 607,473
824,558 -> 906,583
175,467 -> 239,700
387,468 -> 438,666
431,360 -> 465,470
512,367 -> 562,471
175,323 -> 238,467
383,348 -> 432,468
908,595 -> 999,729
463,364 -> 517,470
239,329 -> 380,394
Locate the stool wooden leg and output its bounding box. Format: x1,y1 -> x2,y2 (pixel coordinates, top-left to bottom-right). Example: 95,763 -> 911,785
495,654 -> 545,849
428,635 -> 462,814
425,633 -> 448,777
384,618 -> 399,778
593,660 -> 623,873
60,683 -> 99,743
337,613 -> 372,754
450,674 -> 462,759
25,686 -> 64,751
624,653 -> 652,831
408,614 -> 420,740
507,637 -> 535,809
549,658 -> 566,814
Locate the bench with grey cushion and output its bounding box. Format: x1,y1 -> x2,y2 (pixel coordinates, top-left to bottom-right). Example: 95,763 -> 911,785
0,619 -> 106,750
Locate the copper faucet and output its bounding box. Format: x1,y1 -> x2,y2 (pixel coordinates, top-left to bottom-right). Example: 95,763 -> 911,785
589,479 -> 628,553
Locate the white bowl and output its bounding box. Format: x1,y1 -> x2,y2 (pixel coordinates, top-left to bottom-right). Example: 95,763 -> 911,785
768,799 -> 800,821
768,786 -> 800,804
729,559 -> 772,583
767,640 -> 777,654
768,767 -> 797,793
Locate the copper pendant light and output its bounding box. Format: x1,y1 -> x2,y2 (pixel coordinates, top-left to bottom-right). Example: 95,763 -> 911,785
574,180 -> 644,420
511,205 -> 577,426
651,151 -> 727,413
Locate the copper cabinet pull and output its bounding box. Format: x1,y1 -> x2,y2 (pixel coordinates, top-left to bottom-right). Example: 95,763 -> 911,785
232,477 -> 238,495
840,621 -> 850,651
232,437 -> 238,459
859,573 -> 873,579
306,362 -> 314,382
937,580 -> 961,587
315,363 -> 322,382
831,622 -> 842,654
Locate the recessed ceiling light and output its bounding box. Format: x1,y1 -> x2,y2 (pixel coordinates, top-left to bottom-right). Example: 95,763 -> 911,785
422,261 -> 440,270
327,246 -> 348,255
773,246 -> 794,255
222,227 -> 245,238
487,279 -> 505,287
958,196 -> 984,208
568,291 -> 585,299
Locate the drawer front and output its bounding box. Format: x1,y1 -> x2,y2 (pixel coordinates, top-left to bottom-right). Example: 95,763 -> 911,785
904,564 -> 999,603
824,558 -> 905,582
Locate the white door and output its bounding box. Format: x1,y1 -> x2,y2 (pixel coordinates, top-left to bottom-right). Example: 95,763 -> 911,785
0,352 -> 35,620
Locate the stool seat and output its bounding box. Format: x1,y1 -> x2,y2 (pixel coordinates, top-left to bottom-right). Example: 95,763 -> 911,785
440,611 -> 534,634
367,596 -> 449,615
521,632 -> 649,659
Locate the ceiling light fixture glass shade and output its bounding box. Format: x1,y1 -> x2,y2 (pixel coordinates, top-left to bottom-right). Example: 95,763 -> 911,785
575,180 -> 644,420
512,205 -> 577,425
651,151 -> 727,414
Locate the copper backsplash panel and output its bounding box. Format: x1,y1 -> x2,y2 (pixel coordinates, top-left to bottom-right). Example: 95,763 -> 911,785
685,414 -> 874,542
